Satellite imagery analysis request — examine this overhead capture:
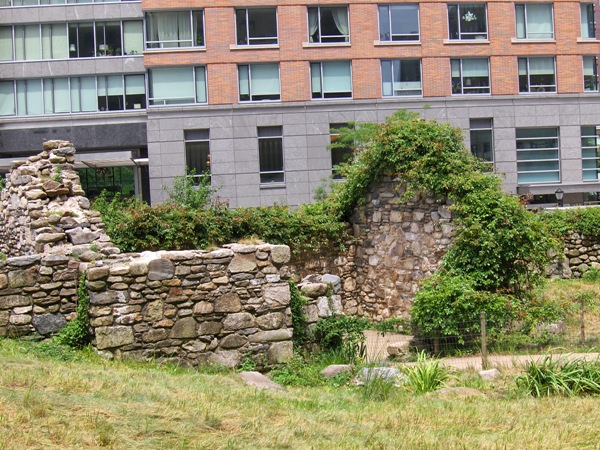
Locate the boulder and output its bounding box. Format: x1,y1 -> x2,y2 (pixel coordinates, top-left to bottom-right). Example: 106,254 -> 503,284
33,313 -> 67,335
321,364 -> 353,379
239,371 -> 286,391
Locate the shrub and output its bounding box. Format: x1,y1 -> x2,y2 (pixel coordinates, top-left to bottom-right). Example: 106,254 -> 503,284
314,315 -> 371,364
542,207 -> 600,238
163,169 -> 216,209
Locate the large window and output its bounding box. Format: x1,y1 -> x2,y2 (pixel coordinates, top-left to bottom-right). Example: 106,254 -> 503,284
516,127 -> 560,183
583,56 -> 598,92
581,126 -> 599,181
238,64 -> 280,102
381,59 -> 422,96
330,123 -> 353,179
235,7 -> 278,45
78,167 -> 136,200
145,11 -> 204,49
307,6 -> 349,43
258,126 -> 284,183
310,61 -> 352,99
581,3 -> 596,39
0,74 -> 145,116
378,4 -> 419,41
184,129 -> 211,183
448,3 -> 487,40
515,3 -> 554,39
518,56 -> 556,93
148,66 -> 206,105
469,119 -> 494,166
451,58 -> 490,94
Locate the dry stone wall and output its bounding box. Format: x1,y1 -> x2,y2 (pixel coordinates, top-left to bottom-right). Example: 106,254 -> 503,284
563,233 -> 600,277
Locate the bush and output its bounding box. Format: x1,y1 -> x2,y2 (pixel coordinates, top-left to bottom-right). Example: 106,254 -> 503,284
314,315 -> 371,364
543,207 -> 600,238
289,281 -> 310,348
404,351 -> 450,394
163,169 -> 216,209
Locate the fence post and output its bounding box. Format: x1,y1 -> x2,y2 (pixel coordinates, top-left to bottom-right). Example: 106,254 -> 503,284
480,311 -> 489,370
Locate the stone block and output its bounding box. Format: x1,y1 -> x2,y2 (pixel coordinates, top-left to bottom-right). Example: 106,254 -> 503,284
208,350 -> 240,368
0,274 -> 7,290
267,341 -> 293,365
223,312 -> 256,331
300,282 -> 328,298
147,259 -> 175,280
198,321 -> 222,335
193,301 -> 214,315
270,245 -> 291,264
263,284 -> 290,307
66,228 -> 99,245
143,328 -> 168,343
256,312 -> 285,330
249,329 -> 293,343
228,254 -> 257,273
239,371 -> 285,391
214,292 -> 241,313
87,266 -> 110,281
321,364 -> 352,379
130,261 -> 149,276
169,317 -> 197,339
479,368 -> 501,382
220,333 -> 248,349
0,311 -> 8,326
7,255 -> 41,267
90,290 -> 130,305
8,268 -> 37,288
0,295 -> 30,309
9,314 -> 32,325
95,326 -> 135,350
142,300 -> 163,322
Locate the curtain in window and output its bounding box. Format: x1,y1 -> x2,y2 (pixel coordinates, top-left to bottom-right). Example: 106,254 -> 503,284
155,12 -> 180,47
71,76 -> 96,112
381,60 -> 393,96
584,56 -> 597,76
194,67 -> 206,102
331,7 -> 349,36
238,65 -> 250,96
462,58 -> 488,76
0,81 -> 15,116
0,27 -> 12,61
97,75 -> 123,97
43,78 -> 69,113
15,25 -> 41,60
178,11 -> 191,45
526,4 -> 553,38
308,8 -> 318,42
310,63 -> 322,94
149,67 -> 194,104
17,79 -> 43,115
42,24 -> 68,59
322,61 -> 351,93
529,57 -> 554,75
123,21 -> 143,54
125,74 -> 145,95
250,64 -> 279,96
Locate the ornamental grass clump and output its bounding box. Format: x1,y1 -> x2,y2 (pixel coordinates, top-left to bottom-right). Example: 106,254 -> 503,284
403,351 -> 450,394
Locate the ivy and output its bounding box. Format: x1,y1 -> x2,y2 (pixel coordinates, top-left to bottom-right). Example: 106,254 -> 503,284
289,281 -> 310,348
55,272 -> 90,349
542,207 -> 600,238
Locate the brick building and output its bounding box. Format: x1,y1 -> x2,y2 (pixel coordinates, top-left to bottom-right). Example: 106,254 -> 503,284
1,0 -> 599,206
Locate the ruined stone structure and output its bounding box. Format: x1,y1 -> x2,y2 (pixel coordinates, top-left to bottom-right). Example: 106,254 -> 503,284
563,233 -> 600,277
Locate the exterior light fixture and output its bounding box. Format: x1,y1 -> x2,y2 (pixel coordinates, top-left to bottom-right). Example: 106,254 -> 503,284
555,188 -> 564,207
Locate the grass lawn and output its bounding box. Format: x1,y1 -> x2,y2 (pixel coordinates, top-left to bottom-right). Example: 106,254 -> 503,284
1,338 -> 600,450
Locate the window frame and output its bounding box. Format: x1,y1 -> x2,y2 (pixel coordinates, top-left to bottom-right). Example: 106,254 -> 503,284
515,3 -> 554,40
307,5 -> 350,44
148,66 -> 207,106
581,3 -> 596,39
516,127 -> 560,184
518,56 -> 556,93
377,4 -> 420,42
238,63 -> 281,102
310,60 -> 353,99
144,10 -> 205,50
447,3 -> 488,40
380,59 -> 422,97
583,55 -> 598,92
235,7 -> 278,46
258,126 -> 285,184
184,129 -> 211,184
469,118 -> 494,168
329,123 -> 354,180
581,126 -> 600,181
451,57 -> 491,95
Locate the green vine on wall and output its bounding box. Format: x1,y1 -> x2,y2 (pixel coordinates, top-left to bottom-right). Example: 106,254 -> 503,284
55,271 -> 90,349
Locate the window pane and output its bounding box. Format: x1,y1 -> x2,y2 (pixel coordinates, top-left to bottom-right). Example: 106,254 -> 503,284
246,8 -> 277,45
123,21 -> 143,55
525,4 -> 553,38
0,81 -> 15,116
195,66 -> 206,103
125,74 -> 146,109
584,56 -> 598,91
149,67 -> 194,104
389,4 -> 419,40
0,27 -> 12,61
250,63 -> 279,97
517,127 -> 560,183
259,127 -> 283,183
581,4 -> 596,38
322,61 -> 351,93
185,140 -> 210,174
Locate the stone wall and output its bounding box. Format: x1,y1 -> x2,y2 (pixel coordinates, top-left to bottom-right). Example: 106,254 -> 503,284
563,233 -> 600,277
0,140 -> 119,259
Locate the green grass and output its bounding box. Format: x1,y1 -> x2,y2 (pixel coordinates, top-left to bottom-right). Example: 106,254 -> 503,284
1,339 -> 600,449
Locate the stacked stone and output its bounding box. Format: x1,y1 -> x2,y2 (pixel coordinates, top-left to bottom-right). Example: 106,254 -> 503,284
350,177 -> 454,320
297,274 -> 344,330
564,233 -> 600,277
0,254 -> 78,338
87,244 -> 293,368
0,140 -> 119,259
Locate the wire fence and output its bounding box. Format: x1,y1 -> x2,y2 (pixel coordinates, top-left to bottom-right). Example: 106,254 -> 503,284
364,311 -> 600,370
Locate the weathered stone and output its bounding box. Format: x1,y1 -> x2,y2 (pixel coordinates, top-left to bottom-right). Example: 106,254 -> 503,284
33,313 -> 67,335
270,245 -> 291,264
130,261 -> 149,276
0,311 -> 9,326
36,232 -> 65,243
9,314 -> 32,325
321,274 -> 342,293
198,321 -> 222,335
317,296 -> 332,318
193,301 -> 214,315
214,292 -> 242,313
300,282 -> 328,298
479,368 -> 501,382
267,341 -> 293,365
220,333 -> 248,349
142,300 -> 163,322
249,329 -> 293,343
87,266 -> 110,281
321,364 -> 353,379
0,274 -> 7,290
263,284 -> 290,307
13,306 -> 32,314
95,326 -> 135,350
7,255 -> 41,267
228,254 -> 257,274
208,350 -> 240,368
147,259 -> 175,281
79,251 -> 103,262
169,317 -> 197,339
182,340 -> 207,352
143,328 -> 168,343
90,290 -> 129,305
223,312 -> 256,331
239,371 -> 286,391
256,312 -> 284,330
66,228 -> 99,245
8,269 -> 36,288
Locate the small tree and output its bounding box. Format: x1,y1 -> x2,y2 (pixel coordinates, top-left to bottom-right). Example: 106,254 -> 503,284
163,168 -> 216,209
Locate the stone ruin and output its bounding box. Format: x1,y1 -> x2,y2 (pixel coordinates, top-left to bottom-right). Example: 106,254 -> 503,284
0,140 -> 119,259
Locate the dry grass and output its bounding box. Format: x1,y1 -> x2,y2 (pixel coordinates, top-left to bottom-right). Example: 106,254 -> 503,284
1,340 -> 600,449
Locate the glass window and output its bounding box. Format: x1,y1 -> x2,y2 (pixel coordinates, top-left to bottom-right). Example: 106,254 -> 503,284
258,126 -> 284,183
584,56 -> 598,92
43,78 -> 69,114
97,75 -> 124,111
16,79 -> 43,116
581,126 -> 599,181
69,23 -> 95,58
311,61 -> 352,99
14,25 -> 41,61
125,74 -> 146,109
330,123 -> 353,179
145,10 -> 204,48
581,3 -> 596,39
451,58 -> 490,94
518,57 -> 556,93
515,3 -> 554,39
469,118 -> 494,166
378,4 -> 419,41
0,81 -> 15,116
0,27 -> 13,61
148,66 -> 206,105
95,21 -> 122,56
381,59 -> 421,96
448,3 -> 487,40
184,129 -> 210,183
235,7 -> 278,45
123,21 -> 143,55
516,127 -> 560,183
41,24 -> 68,59
77,167 -> 136,199
308,6 -> 349,43
238,64 -> 280,102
